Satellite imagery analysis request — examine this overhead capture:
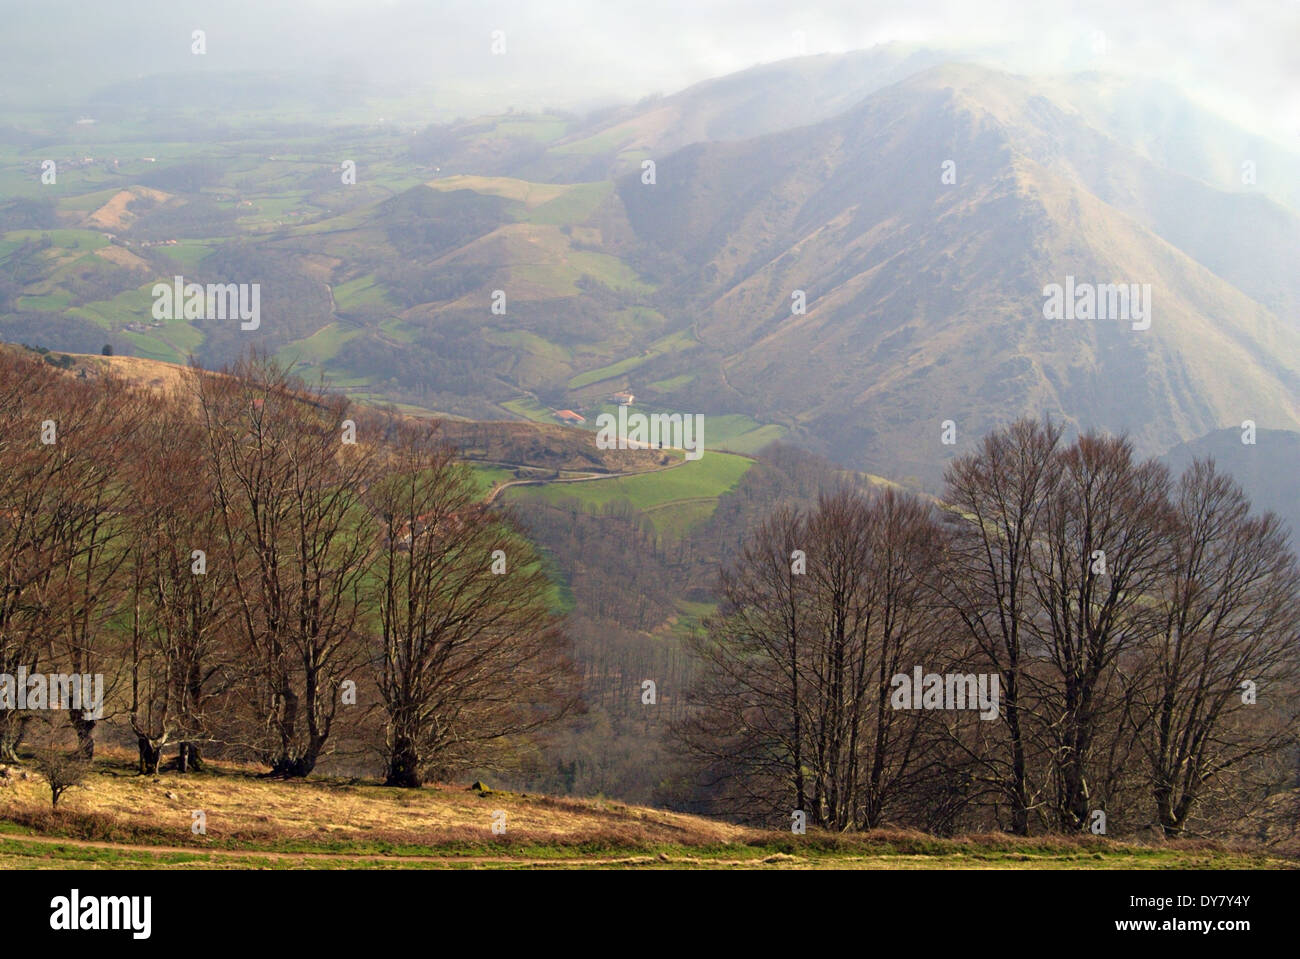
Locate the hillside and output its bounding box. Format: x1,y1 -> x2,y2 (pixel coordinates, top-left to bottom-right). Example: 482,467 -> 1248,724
614,62 -> 1300,484
1161,427 -> 1300,542
39,348 -> 673,474
0,753 -> 1289,869
7,59 -> 1297,490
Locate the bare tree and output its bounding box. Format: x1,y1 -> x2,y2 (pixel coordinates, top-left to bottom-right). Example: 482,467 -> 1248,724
939,417 -> 1064,835
680,486 -> 947,830
32,747 -> 90,809
1131,459 -> 1300,836
195,352 -> 377,777
42,373 -> 143,759
679,504 -> 810,821
125,388 -> 237,774
0,353 -> 135,761
363,416 -> 578,786
0,351 -> 66,760
1024,432 -> 1173,830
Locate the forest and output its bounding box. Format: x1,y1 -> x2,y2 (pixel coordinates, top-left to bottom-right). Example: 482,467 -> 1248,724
1,348 -> 1296,841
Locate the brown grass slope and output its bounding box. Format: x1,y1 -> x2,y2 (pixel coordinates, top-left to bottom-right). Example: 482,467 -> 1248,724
615,63 -> 1300,484
24,348 -> 664,476
0,754 -> 1292,869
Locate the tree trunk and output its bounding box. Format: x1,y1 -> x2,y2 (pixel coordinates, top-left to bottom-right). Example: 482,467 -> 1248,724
384,734 -> 422,788
1006,694 -> 1030,836
71,715 -> 96,761
0,714 -> 29,763
178,742 -> 204,773
138,737 -> 162,775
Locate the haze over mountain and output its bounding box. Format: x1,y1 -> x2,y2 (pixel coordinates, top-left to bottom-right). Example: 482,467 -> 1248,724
2,1 -> 1299,872
2,43 -> 1296,497
610,60 -> 1300,483
1161,427 -> 1300,544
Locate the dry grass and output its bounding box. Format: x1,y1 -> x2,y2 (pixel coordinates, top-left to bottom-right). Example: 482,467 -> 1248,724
92,244 -> 152,271
70,353 -> 198,394
0,750 -> 744,853
0,750 -> 1295,869
84,187 -> 172,231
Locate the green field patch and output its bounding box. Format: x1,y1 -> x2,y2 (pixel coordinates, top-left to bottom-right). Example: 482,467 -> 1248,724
277,322 -> 361,367
527,182 -> 612,226
511,263 -> 581,298
568,250 -> 654,295
483,330 -> 572,365
378,316 -> 413,341
566,328 -> 696,389
468,464 -> 515,496
240,193 -> 309,219
500,395 -> 555,424
72,285 -> 157,329
669,598 -> 718,639
286,207 -> 377,237
426,175 -> 567,209
15,291 -> 72,311
694,414 -> 788,454
551,124 -> 637,157
334,274 -> 393,312
641,498 -> 718,542
153,240 -> 212,271
121,330 -> 185,363
648,373 -> 697,391
58,188 -> 124,213
2,228 -> 108,251
587,404 -> 786,456
491,116 -> 570,143
156,318 -> 204,354
504,452 -> 753,539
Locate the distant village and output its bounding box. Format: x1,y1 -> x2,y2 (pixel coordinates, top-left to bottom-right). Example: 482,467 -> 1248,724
553,391 -> 633,425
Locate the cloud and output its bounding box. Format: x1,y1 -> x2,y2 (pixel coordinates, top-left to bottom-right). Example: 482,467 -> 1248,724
0,0 -> 1293,142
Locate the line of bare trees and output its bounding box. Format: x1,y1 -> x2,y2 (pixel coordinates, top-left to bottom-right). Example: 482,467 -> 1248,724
680,419 -> 1300,838
0,347 -> 576,784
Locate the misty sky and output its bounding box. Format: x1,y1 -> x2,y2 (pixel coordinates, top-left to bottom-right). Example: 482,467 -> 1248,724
0,0 -> 1295,143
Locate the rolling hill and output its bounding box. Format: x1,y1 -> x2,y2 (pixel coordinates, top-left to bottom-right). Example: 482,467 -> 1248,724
3,750 -> 1288,869
1161,427 -> 1300,543
3,54 -> 1297,492
613,62 -> 1300,483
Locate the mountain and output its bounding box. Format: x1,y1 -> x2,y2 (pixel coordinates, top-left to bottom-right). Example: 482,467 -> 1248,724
4,55 -> 1298,492
1035,73 -> 1300,214
1161,427 -> 1300,543
613,62 -> 1300,484
523,45 -> 951,179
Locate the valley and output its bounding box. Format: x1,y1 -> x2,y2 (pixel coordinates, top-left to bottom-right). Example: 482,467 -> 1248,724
1,30 -> 1297,882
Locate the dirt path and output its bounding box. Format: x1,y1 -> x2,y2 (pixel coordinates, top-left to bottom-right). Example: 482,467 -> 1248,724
481,457 -> 686,505
1,832 -> 757,868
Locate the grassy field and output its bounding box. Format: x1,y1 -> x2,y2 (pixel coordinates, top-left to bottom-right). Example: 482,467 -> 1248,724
567,328 -> 697,389
467,463 -> 516,496
501,394 -> 557,424
333,274 -> 394,313
503,451 -> 753,540
0,753 -> 1289,870
277,322 -> 361,367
